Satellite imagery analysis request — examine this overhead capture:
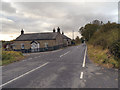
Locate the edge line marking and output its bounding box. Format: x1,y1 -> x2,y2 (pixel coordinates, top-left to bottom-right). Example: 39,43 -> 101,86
82,46 -> 87,67
0,62 -> 49,87
80,72 -> 84,79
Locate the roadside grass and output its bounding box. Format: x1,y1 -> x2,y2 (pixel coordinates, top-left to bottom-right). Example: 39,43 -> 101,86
1,51 -> 24,66
75,43 -> 81,46
87,44 -> 119,68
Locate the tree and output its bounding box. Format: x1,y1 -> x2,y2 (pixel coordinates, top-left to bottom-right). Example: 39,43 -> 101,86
92,20 -> 101,25
100,22 -> 118,33
79,23 -> 99,41
75,36 -> 81,44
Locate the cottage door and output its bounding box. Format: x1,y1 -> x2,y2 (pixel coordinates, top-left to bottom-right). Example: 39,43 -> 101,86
31,41 -> 39,52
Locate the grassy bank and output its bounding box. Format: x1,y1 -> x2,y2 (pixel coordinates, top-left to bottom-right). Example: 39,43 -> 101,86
87,44 -> 119,68
79,21 -> 120,68
1,51 -> 24,66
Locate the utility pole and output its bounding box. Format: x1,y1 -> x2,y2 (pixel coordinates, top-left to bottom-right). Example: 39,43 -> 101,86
73,30 -> 74,40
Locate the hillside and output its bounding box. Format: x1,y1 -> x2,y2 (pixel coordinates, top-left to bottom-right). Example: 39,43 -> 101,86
79,20 -> 120,68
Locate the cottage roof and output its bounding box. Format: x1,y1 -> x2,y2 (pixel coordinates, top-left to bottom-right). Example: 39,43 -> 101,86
62,34 -> 71,39
15,32 -> 58,41
15,32 -> 71,41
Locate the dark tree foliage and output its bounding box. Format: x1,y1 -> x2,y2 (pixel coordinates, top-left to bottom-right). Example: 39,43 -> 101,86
100,22 -> 118,33
75,36 -> 81,44
79,24 -> 100,41
110,40 -> 120,59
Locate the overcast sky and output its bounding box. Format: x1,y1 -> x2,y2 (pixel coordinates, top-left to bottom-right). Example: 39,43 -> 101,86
0,0 -> 119,41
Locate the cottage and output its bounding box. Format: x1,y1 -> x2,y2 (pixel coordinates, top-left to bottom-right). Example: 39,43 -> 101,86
12,27 -> 71,52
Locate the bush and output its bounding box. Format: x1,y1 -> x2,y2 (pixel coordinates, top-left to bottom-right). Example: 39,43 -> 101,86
95,38 -> 108,49
2,51 -> 23,61
89,28 -> 119,50
1,51 -> 24,65
87,44 -> 119,68
109,40 -> 120,59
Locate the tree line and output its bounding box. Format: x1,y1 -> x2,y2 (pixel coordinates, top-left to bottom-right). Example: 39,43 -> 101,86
79,20 -> 120,60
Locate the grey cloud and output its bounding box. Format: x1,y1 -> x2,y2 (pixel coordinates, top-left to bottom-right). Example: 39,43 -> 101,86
2,2 -> 16,14
1,2 -> 118,39
15,2 -> 67,18
118,1 -> 120,23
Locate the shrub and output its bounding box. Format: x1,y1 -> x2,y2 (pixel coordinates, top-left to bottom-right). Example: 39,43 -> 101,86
89,28 -> 119,50
109,40 -> 120,59
2,51 -> 24,65
2,51 -> 23,61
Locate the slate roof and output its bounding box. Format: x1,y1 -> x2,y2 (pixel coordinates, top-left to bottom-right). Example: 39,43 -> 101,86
62,34 -> 71,39
15,32 -> 71,41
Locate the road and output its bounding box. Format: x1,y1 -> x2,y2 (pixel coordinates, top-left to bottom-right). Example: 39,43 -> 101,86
1,44 -> 118,88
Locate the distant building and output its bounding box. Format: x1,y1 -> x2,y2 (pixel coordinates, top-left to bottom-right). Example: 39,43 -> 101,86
12,27 -> 71,52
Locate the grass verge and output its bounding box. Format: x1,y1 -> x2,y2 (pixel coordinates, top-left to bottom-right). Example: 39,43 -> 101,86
87,44 -> 119,68
1,51 -> 25,66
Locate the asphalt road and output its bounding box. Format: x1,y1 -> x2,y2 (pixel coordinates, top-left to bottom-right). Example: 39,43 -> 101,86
1,44 -> 118,88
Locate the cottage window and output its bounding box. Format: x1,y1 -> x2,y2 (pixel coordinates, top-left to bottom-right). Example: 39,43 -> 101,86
11,44 -> 15,49
45,43 -> 48,48
6,45 -> 9,49
21,43 -> 24,49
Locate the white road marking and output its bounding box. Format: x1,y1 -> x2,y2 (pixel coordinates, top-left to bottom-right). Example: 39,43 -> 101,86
0,66 -> 4,68
22,59 -> 30,62
0,62 -> 49,87
51,49 -> 62,53
80,72 -> 84,79
60,51 -> 70,58
22,60 -> 26,62
28,58 -> 32,60
82,47 -> 87,67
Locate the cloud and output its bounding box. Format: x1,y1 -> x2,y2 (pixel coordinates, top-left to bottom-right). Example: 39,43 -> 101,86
1,2 -> 118,41
2,2 -> 16,14
1,17 -> 19,33
118,1 -> 120,23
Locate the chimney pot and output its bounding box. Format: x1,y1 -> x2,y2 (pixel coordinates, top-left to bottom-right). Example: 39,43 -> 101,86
62,31 -> 64,35
53,28 -> 55,32
57,27 -> 60,33
21,29 -> 24,35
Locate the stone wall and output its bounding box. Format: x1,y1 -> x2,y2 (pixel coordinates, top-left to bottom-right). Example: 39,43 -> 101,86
13,40 -> 56,49
55,33 -> 64,45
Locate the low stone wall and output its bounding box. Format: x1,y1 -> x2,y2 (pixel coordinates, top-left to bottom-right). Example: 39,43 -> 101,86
13,44 -> 65,53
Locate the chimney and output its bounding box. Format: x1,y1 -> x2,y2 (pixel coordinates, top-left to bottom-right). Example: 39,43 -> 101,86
21,29 -> 24,35
53,28 -> 55,32
62,31 -> 64,35
57,27 -> 60,33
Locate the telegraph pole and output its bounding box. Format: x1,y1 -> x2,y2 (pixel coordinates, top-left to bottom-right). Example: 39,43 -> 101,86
73,30 -> 74,40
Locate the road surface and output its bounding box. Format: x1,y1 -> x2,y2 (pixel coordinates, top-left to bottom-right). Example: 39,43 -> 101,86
1,44 -> 118,88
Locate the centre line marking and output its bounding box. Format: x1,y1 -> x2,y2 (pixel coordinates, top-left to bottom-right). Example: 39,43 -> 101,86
0,62 -> 49,87
82,46 -> 87,67
80,72 -> 84,79
60,51 -> 70,58
28,58 -> 32,60
22,60 -> 26,62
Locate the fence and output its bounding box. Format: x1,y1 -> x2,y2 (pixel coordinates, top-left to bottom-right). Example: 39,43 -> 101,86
13,44 -> 66,53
